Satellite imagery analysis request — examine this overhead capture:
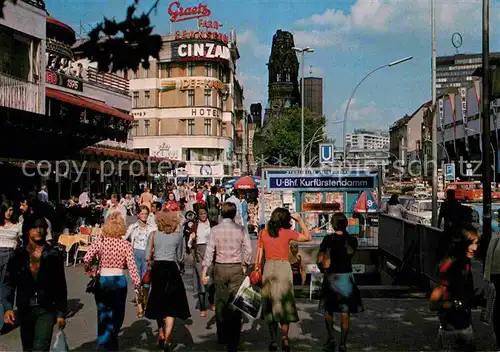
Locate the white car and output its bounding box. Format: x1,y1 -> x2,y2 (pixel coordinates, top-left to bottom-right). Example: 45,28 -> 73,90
414,186 -> 431,199
405,199 -> 442,225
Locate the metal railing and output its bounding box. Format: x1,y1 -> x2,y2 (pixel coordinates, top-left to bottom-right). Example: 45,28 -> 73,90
378,213 -> 442,281
0,73 -> 40,113
86,67 -> 129,95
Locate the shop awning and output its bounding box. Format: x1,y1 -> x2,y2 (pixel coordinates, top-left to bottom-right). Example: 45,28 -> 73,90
46,88 -> 133,121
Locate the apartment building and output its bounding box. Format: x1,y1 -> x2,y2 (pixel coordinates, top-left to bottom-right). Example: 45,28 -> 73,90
346,129 -> 389,150
129,32 -> 242,178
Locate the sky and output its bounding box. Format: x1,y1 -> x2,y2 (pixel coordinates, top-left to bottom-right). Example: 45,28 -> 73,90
45,0 -> 500,144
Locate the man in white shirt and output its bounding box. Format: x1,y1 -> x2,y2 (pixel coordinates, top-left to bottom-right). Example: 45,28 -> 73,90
226,190 -> 242,225
78,189 -> 90,207
147,202 -> 161,230
105,194 -> 127,221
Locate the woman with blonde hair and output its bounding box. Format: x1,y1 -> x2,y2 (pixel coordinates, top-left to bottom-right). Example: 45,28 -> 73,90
255,208 -> 311,351
145,211 -> 190,352
84,212 -> 141,351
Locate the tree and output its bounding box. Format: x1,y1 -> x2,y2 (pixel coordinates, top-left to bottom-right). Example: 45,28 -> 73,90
1,0 -> 163,73
254,108 -> 326,168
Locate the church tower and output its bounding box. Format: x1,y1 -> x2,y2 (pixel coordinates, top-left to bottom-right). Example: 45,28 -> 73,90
264,30 -> 300,123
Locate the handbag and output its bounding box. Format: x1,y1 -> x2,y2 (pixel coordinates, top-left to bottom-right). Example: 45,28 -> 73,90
86,253 -> 100,294
142,231 -> 155,285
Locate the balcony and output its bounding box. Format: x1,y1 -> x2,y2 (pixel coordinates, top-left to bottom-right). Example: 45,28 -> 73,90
0,73 -> 40,113
86,67 -> 129,95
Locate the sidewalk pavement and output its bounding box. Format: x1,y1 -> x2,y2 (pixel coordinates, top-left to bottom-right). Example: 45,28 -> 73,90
0,263 -> 498,351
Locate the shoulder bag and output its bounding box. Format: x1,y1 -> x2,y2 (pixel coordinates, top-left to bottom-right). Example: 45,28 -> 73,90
86,241 -> 101,294
142,231 -> 156,285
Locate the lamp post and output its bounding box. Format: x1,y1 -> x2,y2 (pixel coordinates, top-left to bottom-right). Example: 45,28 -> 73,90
431,0 -> 438,226
343,56 -> 413,166
292,46 -> 314,171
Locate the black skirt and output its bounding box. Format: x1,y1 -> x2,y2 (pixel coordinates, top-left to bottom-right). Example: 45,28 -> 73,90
145,261 -> 191,320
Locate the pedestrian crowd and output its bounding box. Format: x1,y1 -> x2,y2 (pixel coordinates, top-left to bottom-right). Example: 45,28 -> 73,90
3,184 -> 500,351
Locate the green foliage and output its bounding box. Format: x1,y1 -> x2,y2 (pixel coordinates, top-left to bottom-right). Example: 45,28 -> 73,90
75,0 -> 163,73
255,108 -> 326,167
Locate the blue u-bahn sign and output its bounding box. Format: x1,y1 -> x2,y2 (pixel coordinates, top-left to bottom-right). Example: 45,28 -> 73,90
266,169 -> 377,192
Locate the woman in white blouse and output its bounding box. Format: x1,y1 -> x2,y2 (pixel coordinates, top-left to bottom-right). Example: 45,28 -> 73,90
0,199 -> 20,330
123,205 -> 155,281
188,206 -> 215,317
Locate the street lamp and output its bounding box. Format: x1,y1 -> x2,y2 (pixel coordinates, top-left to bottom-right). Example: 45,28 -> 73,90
292,46 -> 315,170
342,56 -> 413,165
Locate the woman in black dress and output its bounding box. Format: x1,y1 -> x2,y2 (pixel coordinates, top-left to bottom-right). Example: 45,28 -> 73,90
145,211 -> 190,352
317,213 -> 363,352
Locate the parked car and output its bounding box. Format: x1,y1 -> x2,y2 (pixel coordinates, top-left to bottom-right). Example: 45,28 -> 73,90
463,203 -> 500,234
381,196 -> 414,214
404,199 -> 443,225
413,186 -> 431,199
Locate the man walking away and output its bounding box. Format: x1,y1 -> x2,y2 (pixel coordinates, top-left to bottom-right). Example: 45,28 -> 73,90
207,186 -> 220,226
201,203 -> 252,352
437,189 -> 467,261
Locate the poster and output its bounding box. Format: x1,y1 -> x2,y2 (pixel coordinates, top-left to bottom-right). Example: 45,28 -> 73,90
325,192 -> 344,211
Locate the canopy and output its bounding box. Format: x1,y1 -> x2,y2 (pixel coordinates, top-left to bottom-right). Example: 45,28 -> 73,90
353,191 -> 378,213
221,176 -> 260,189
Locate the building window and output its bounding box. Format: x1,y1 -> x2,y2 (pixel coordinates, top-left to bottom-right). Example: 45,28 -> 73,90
133,91 -> 139,108
204,63 -> 211,77
188,89 -> 195,106
132,120 -> 139,136
144,90 -> 150,107
187,62 -> 195,76
222,97 -> 227,111
204,89 -> 211,106
204,119 -> 212,135
144,119 -> 150,136
213,63 -> 218,78
222,122 -> 227,136
187,119 -> 195,135
160,63 -> 172,78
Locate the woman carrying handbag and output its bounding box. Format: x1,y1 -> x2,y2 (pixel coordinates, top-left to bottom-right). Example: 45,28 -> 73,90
83,212 -> 141,351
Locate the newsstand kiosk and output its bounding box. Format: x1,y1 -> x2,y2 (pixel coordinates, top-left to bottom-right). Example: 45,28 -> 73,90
265,169 -> 382,293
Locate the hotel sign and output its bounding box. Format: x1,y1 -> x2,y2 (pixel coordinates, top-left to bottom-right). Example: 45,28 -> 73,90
190,108 -> 220,118
171,41 -> 230,62
46,70 -> 83,92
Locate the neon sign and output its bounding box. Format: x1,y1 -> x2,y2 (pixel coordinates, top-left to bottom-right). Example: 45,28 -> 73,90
168,1 -> 211,22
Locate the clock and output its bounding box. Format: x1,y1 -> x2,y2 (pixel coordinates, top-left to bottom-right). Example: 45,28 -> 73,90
452,32 -> 463,49
200,165 -> 212,176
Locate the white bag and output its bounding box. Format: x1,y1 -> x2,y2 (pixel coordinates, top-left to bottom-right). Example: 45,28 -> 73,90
232,277 -> 262,320
52,330 -> 69,352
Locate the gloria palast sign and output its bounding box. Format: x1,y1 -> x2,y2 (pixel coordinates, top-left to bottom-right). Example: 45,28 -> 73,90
171,41 -> 230,62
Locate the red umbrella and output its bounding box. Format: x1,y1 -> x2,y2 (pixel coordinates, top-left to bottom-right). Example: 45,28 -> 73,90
234,176 -> 255,189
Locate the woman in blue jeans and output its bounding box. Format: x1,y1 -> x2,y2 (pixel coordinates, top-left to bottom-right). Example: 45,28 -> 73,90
123,205 -> 155,280
84,212 -> 140,351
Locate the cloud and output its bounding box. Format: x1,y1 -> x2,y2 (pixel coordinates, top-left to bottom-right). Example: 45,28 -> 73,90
236,72 -> 267,108
294,0 -> 496,49
237,29 -> 270,58
327,99 -> 407,139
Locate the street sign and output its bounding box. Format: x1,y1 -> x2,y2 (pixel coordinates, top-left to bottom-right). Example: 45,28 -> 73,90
319,144 -> 334,164
444,163 -> 455,181
267,173 -> 377,191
